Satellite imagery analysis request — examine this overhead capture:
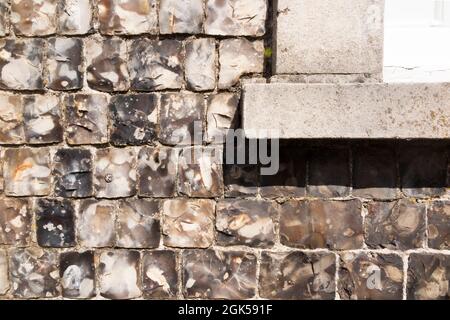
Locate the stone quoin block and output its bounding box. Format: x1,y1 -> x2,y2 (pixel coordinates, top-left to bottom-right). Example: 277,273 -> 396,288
0,39 -> 44,90
243,83 -> 450,139
0,95 -> 25,144
205,0 -> 267,36
162,199 -> 215,248
275,0 -> 384,74
185,38 -> 217,91
183,249 -> 257,299
65,94 -> 109,145
11,0 -> 58,36
427,201 -> 450,250
259,251 -> 336,300
142,250 -> 178,298
98,0 -> 158,35
0,250 -> 8,295
0,3 -> 8,36
159,0 -> 204,34
205,93 -> 239,144
0,198 -> 31,246
58,0 -> 93,35
60,251 -> 96,299
338,252 -> 404,300
78,200 -> 116,247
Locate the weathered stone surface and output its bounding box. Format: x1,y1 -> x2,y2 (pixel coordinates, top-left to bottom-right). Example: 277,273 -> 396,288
178,146 -> 223,197
219,39 -> 264,89
160,0 -> 204,34
205,0 -> 267,36
65,94 -> 109,145
399,145 -> 447,198
260,251 -> 335,300
47,38 -> 83,90
35,198 -> 76,248
4,148 -> 51,196
162,199 -> 215,248
183,249 -> 256,299
206,93 -> 239,143
223,164 -> 258,197
53,148 -> 93,198
60,251 -> 95,299
428,201 -> 450,250
58,0 -> 93,35
0,3 -> 8,36
339,252 -> 404,300
0,39 -> 44,90
0,95 -> 25,144
10,248 -> 59,298
270,74 -> 381,84
243,83 -> 450,139
365,199 -> 426,250
98,0 -> 158,35
407,254 -> 449,300
117,199 -> 160,248
185,38 -> 216,91
275,0 -> 384,74
216,200 -> 277,247
99,250 -> 141,299
11,0 -> 57,36
142,250 -> 178,298
0,250 -> 8,295
129,39 -> 183,91
0,198 -> 30,246
280,200 -> 364,250
307,148 -> 350,198
86,37 -> 129,92
94,148 -> 137,198
159,93 -> 205,145
138,146 -> 178,197
23,95 -> 63,144
352,146 -> 398,199
110,94 -> 158,146
78,200 -> 116,247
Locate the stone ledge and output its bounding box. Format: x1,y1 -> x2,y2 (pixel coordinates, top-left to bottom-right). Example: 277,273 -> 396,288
242,83 -> 450,139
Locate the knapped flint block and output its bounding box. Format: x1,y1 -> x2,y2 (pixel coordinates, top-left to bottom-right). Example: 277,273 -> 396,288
159,0 -> 204,34
162,199 -> 215,248
9,248 -> 59,298
223,163 -> 258,197
0,198 -> 30,246
0,250 -> 8,295
58,0 -> 93,35
0,3 -> 8,36
183,249 -> 257,299
11,0 -> 57,36
78,200 -> 116,247
142,250 -> 178,298
98,250 -> 141,299
185,38 -> 216,91
338,252 -> 404,300
427,201 -> 449,250
365,199 -> 426,250
0,95 -> 25,144
206,93 -> 239,144
60,251 -> 95,299
35,198 -> 76,248
259,251 -> 336,300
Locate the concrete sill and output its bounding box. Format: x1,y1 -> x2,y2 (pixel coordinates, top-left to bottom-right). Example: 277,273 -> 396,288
242,83 -> 450,139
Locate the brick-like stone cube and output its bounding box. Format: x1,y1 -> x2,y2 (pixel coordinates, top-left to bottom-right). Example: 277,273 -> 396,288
58,0 -> 93,35
407,254 -> 449,300
60,251 -> 95,299
206,93 -> 239,143
162,199 -> 215,248
185,38 -> 216,91
23,95 -> 63,144
280,200 -> 364,250
0,198 -> 30,246
159,93 -> 205,146
4,148 -> 51,196
218,39 -> 264,89
259,251 -> 336,300
11,0 -> 57,36
142,250 -> 178,299
98,250 -> 141,299
86,37 -> 129,92
129,39 -> 183,91
339,252 -> 404,300
78,200 -> 116,247
216,199 -> 277,247
138,146 -> 179,198
427,201 -> 449,250
183,249 -> 257,299
365,199 -> 426,250
0,95 -> 25,144
94,148 -> 137,198
160,0 -> 204,34
65,94 -> 109,145
9,248 -> 59,298
223,163 -> 258,197
47,38 -> 83,90
0,39 -> 44,90
53,148 -> 93,198
205,0 -> 267,36
178,146 -> 223,197
117,199 -> 160,248
0,250 -> 8,295
98,0 -> 158,35
110,94 -> 158,146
